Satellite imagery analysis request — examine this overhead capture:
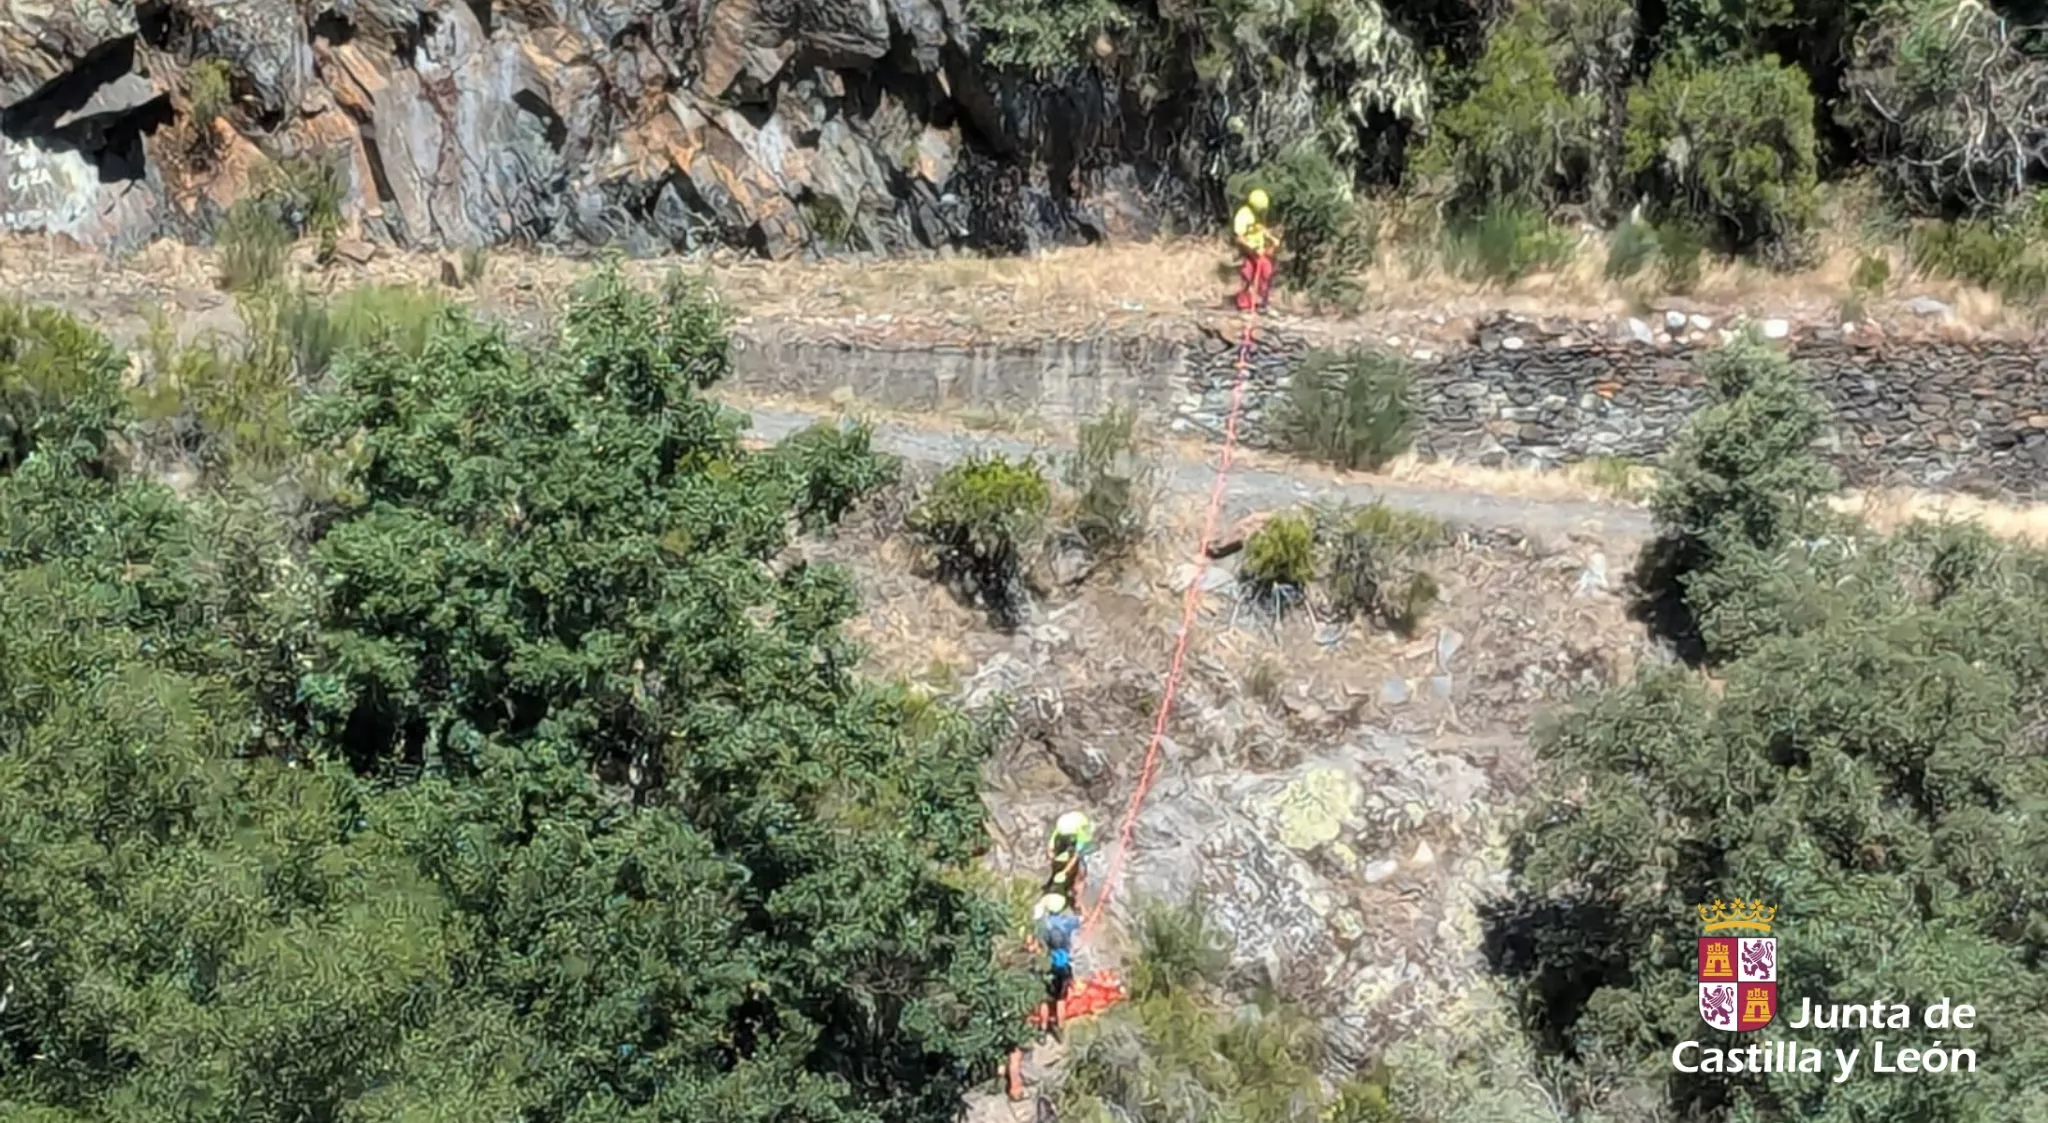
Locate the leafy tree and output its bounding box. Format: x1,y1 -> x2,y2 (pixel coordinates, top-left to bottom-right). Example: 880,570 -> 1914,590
1,270 -> 1037,1122
1505,525 -> 2048,1122
1644,333 -> 1840,663
1412,1 -> 1603,218
295,266 -> 1036,1119
1503,327 -> 2048,1123
1624,55 -> 1820,259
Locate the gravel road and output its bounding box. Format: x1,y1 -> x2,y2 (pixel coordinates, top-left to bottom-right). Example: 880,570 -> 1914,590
740,407 -> 1655,542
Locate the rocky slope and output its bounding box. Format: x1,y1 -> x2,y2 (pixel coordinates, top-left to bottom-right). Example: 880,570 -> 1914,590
801,465 -> 1647,1098
0,0 -> 1183,254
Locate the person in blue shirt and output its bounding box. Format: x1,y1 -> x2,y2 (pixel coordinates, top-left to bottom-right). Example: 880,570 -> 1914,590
1031,892 -> 1082,1038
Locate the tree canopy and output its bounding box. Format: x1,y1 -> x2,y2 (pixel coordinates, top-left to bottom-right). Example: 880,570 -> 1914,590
1499,334 -> 2048,1122
0,269 -> 1036,1122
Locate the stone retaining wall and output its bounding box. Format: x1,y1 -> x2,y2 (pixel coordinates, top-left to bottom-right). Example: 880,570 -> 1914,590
730,322 -> 2048,501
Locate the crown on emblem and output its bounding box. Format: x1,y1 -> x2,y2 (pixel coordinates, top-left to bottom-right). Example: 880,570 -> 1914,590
1698,898 -> 1776,933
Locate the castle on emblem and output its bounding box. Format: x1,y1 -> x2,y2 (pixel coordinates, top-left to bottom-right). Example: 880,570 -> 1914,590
1696,899 -> 1777,1032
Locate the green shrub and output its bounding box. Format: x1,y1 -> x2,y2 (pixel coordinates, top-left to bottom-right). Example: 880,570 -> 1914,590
1850,251 -> 1892,294
1412,2 -> 1600,219
1228,144 -> 1378,311
1908,208 -> 2048,303
1063,900 -> 1391,1123
1654,220 -> 1707,293
1063,404 -> 1153,558
1624,56 -> 1819,258
131,284 -> 455,482
1241,512 -> 1315,596
189,58 -> 232,122
0,303 -> 126,474
1650,332 -> 1841,663
459,246 -> 490,287
1441,200 -> 1577,284
910,454 -> 1051,627
300,284 -> 450,374
1316,501 -> 1444,636
186,58 -> 232,164
1275,346 -> 1416,471
1604,216 -> 1659,280
1577,454 -> 1648,501
775,419 -> 901,532
1127,899 -> 1231,1001
967,0 -> 1131,71
215,198 -> 291,293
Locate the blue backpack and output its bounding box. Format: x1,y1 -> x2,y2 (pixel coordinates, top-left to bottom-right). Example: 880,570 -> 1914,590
1049,947 -> 1071,971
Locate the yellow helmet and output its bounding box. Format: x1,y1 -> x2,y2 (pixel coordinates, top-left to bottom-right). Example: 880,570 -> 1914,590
1034,893 -> 1069,920
1247,188 -> 1270,212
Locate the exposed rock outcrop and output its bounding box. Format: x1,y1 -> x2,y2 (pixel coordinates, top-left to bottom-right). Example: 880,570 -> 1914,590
0,0 -> 1184,253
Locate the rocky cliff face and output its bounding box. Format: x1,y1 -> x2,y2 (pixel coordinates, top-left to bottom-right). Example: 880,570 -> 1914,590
0,0 -> 1180,254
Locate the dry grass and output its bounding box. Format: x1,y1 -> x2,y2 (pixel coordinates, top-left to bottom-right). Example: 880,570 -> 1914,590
714,242 -> 1231,322
9,210 -> 2039,351
1833,489 -> 2048,546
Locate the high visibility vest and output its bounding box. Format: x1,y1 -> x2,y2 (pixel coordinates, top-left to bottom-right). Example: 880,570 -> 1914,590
1234,205 -> 1267,252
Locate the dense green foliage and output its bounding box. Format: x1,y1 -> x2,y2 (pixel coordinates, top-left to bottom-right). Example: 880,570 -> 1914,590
970,0 -> 2048,269
1498,337 -> 2048,1121
1240,513 -> 1317,596
0,272 -> 1036,1121
909,454 -> 1052,628
1623,55 -> 1819,259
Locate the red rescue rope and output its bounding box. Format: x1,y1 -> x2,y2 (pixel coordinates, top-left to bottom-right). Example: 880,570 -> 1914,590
1080,312 -> 1260,937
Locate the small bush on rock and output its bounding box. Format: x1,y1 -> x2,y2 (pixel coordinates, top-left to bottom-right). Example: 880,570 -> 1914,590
776,419 -> 902,532
1317,501 -> 1444,636
216,199 -> 292,294
911,454 -> 1051,628
1061,900 -> 1399,1123
1241,513 -> 1316,599
1276,346 -> 1416,471
1063,404 -> 1153,559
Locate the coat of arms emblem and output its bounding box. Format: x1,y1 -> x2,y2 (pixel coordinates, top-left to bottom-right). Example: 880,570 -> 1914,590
1697,899 -> 1777,1032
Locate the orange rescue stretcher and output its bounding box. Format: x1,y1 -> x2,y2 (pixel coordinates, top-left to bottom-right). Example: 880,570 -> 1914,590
1008,970 -> 1130,1099
1027,969 -> 1127,1029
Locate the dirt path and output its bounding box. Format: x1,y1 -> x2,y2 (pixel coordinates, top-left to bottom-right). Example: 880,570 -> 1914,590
738,405 -> 1656,543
